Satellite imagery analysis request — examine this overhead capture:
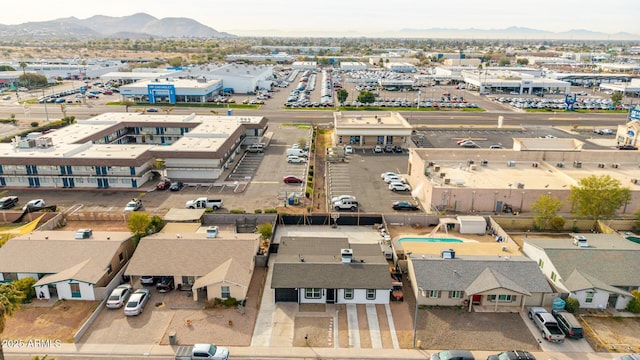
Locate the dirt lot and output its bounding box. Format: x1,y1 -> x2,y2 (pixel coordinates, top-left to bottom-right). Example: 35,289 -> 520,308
417,307 -> 539,351
581,315 -> 640,353
4,300 -> 99,342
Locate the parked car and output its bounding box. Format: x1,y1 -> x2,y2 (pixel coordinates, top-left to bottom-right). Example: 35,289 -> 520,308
384,144 -> 394,153
394,145 -> 403,153
140,276 -> 158,285
106,284 -> 132,309
617,145 -> 638,150
156,276 -> 175,293
487,350 -> 536,360
430,350 -> 475,360
456,138 -> 471,145
593,128 -> 614,135
0,196 -> 19,210
459,141 -> 480,148
383,175 -> 405,184
374,145 -> 383,153
146,107 -> 159,113
489,144 -> 505,149
389,182 -> 411,191
345,145 -> 353,154
287,155 -> 306,163
380,172 -> 398,179
124,199 -> 143,212
551,309 -> 584,339
170,181 -> 184,191
124,288 -> 150,316
22,199 -> 45,211
156,179 -> 171,190
283,175 -> 303,184
392,201 -> 419,211
331,195 -> 356,203
613,355 -> 640,360
334,199 -> 359,211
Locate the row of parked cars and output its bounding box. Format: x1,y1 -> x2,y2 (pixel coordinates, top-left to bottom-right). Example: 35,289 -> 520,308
0,196 -> 46,211
106,276 -> 175,316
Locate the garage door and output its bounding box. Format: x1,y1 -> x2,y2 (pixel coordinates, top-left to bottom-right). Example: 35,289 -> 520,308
275,288 -> 299,302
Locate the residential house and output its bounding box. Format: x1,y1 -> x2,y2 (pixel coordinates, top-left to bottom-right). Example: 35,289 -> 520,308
271,237 -> 392,304
523,234 -> 640,310
0,230 -> 134,300
408,252 -> 553,311
125,232 -> 259,302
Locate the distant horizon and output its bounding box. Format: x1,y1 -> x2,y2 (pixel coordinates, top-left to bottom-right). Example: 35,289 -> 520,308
0,0 -> 637,38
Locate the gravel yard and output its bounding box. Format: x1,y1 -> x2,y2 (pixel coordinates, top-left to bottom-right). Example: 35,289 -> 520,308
416,307 -> 539,351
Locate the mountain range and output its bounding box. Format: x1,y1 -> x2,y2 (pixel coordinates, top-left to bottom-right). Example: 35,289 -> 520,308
0,13 -> 234,40
0,14 -> 637,40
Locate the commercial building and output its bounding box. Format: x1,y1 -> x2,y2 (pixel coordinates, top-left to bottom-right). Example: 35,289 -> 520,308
205,63 -> 274,93
384,62 -> 417,73
225,53 -> 293,63
119,77 -> 223,103
340,62 -> 369,71
406,146 -> 640,214
291,61 -> 319,70
333,112 -> 413,147
462,68 -> 571,95
0,113 -> 268,189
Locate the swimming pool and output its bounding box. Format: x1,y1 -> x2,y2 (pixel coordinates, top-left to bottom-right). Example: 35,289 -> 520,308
398,237 -> 464,245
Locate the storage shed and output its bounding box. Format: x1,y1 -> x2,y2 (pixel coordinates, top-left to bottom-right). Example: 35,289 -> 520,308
456,216 -> 487,235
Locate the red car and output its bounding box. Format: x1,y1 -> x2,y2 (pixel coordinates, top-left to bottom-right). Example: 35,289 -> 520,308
156,179 -> 171,190
283,176 -> 303,184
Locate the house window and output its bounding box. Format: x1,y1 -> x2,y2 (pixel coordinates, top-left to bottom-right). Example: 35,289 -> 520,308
106,265 -> 112,275
118,253 -> 124,263
344,289 -> 354,300
551,272 -> 557,282
585,291 -> 594,303
538,259 -> 544,268
305,288 -> 322,299
70,283 -> 81,298
488,294 -> 515,302
428,290 -> 440,298
366,289 -> 376,300
449,291 -> 462,299
221,286 -> 230,299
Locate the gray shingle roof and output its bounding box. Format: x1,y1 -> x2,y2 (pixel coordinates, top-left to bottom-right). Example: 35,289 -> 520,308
272,237 -> 391,289
544,249 -> 640,287
411,256 -> 551,293
564,269 -> 632,296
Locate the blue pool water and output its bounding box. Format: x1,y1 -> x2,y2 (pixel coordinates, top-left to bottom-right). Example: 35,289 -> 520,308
398,237 -> 464,245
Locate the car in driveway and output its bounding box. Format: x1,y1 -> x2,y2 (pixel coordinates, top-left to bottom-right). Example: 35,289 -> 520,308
106,284 -> 132,309
124,199 -> 143,212
140,276 -> 158,285
156,276 -> 175,293
389,182 -> 411,191
283,175 -> 303,184
617,144 -> 638,150
22,199 -> 45,211
392,201 -> 419,211
169,181 -> 184,191
486,350 -> 536,360
124,288 -> 150,316
430,350 -> 475,360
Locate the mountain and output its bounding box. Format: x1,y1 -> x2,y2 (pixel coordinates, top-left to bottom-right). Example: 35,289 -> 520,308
0,13 -> 235,40
396,26 -> 639,40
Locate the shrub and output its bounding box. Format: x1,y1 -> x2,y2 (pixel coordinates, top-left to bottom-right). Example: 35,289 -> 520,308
13,277 -> 36,303
229,209 -> 246,214
308,169 -> 314,176
257,222 -> 273,240
254,209 -> 263,214
564,297 -> 580,313
626,290 -> 640,313
550,216 -> 566,230
264,208 -> 278,213
30,121 -> 39,127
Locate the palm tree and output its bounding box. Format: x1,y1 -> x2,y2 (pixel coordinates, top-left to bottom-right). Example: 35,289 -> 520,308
0,283 -> 25,360
18,62 -> 27,76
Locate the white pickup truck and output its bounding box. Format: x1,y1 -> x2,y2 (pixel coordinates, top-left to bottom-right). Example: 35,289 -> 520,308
185,197 -> 223,210
528,307 -> 566,343
175,343 -> 229,360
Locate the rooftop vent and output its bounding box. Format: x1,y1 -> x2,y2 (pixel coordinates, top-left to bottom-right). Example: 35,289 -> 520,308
611,163 -> 620,169
341,248 -> 353,263
598,163 -> 606,168
516,182 -> 525,189
206,226 -> 219,238
573,161 -> 582,168
556,162 -> 565,168
573,235 -> 589,248
441,248 -> 456,259
75,229 -> 92,239
531,162 -> 539,168
507,161 -> 516,167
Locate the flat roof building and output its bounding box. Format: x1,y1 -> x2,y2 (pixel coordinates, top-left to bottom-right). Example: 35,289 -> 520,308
333,112 -> 413,148
119,77 -> 223,104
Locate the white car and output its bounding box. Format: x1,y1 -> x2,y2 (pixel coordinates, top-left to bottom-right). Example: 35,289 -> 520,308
124,199 -> 142,212
389,182 -> 411,191
106,284 -> 132,309
345,145 -> 353,154
287,155 -> 306,163
331,195 -> 356,203
124,288 -> 150,316
23,199 -> 45,211
384,175 -> 405,184
380,172 -> 398,179
374,145 -> 383,153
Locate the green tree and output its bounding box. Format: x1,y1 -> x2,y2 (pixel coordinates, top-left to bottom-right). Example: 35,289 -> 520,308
11,277 -> 35,303
0,66 -> 15,71
18,61 -> 27,76
569,174 -> 632,221
516,58 -> 529,65
167,57 -> 183,67
564,297 -> 580,313
357,91 -> 375,104
257,223 -> 273,240
532,194 -> 563,231
121,99 -> 136,113
626,290 -> 640,313
498,57 -> 511,66
1,282 -> 25,360
127,212 -> 151,238
18,73 -> 47,87
336,89 -> 348,104
611,92 -> 623,106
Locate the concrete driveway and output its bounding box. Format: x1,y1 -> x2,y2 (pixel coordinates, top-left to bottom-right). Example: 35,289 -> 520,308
519,311 -> 594,352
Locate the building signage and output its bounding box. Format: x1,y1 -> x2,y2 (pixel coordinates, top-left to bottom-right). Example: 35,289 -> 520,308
630,106 -> 640,121
147,84 -> 176,104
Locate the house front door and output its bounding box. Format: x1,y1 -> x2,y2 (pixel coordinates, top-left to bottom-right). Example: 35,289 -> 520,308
326,289 -> 335,304
472,294 -> 481,305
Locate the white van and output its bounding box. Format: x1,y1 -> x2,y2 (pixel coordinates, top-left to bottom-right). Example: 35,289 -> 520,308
286,148 -> 308,157
287,155 -> 305,163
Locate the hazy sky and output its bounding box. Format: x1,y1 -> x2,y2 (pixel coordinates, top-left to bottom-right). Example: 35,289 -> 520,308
0,0 -> 638,36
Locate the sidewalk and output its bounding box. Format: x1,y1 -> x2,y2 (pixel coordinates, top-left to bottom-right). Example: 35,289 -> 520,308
6,343 -> 624,359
